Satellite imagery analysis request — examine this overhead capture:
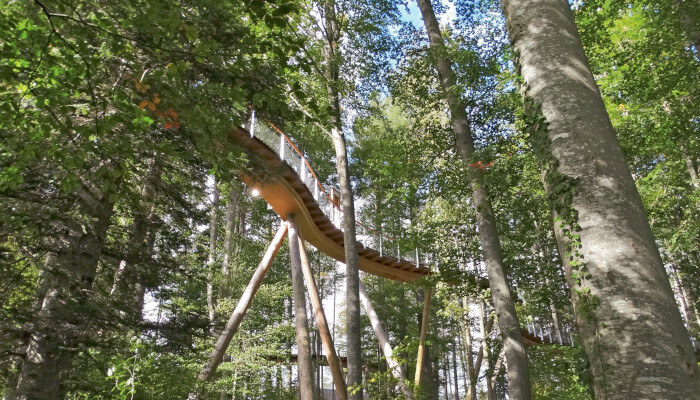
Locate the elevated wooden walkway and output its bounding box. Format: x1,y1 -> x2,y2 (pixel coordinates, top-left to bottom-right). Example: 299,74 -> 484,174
228,125 -> 430,282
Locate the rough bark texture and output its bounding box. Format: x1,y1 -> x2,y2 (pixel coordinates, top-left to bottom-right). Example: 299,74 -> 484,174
15,188 -> 114,400
321,1 -> 363,397
288,220 -> 316,400
415,1 -> 531,398
501,0 -> 700,398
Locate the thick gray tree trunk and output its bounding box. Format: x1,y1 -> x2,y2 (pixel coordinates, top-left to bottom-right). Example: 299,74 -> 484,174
415,1 -> 531,398
15,187 -> 114,400
501,0 -> 700,397
320,1 -> 363,397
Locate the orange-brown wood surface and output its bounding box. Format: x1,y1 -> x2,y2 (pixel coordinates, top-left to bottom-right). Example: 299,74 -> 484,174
229,127 -> 430,283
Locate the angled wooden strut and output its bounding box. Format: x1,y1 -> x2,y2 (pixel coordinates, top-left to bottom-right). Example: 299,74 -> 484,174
414,287 -> 432,389
288,218 -> 349,400
197,223 -> 288,383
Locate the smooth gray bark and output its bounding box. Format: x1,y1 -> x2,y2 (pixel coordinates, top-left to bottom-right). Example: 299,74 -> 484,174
288,220 -> 316,400
479,302 -> 494,400
358,282 -> 412,398
206,180 -> 220,331
415,1 -> 531,398
501,0 -> 700,397
15,188 -> 114,400
321,1 -> 363,397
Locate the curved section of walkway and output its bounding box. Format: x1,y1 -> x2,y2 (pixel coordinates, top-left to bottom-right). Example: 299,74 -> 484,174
228,126 -> 430,283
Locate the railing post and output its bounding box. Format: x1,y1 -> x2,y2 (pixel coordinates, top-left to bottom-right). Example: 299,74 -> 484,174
415,248 -> 420,266
279,133 -> 285,160
314,179 -> 319,200
300,157 -> 306,179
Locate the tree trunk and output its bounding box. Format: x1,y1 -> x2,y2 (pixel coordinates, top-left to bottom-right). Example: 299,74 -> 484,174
288,220 -> 316,400
681,146 -> 699,189
15,188 -> 114,400
110,161 -> 160,320
479,302 -> 494,400
452,340 -> 459,400
222,184 -> 239,277
321,1 -> 363,397
501,0 -> 700,397
461,299 -> 477,400
293,220 -> 347,400
415,1 -> 531,398
358,282 -> 412,398
206,179 -> 220,331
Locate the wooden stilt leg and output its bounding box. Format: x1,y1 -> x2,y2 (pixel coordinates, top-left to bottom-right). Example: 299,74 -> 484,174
359,282 -> 413,399
414,287 -> 432,388
288,218 -> 316,400
289,218 -> 349,400
197,223 -> 288,383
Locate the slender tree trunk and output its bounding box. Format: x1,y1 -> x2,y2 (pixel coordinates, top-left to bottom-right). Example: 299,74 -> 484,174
681,146 -> 699,189
110,161 -> 160,319
479,302 -> 494,400
452,340 -> 459,400
501,0 -> 700,397
359,282 -> 412,398
671,264 -> 699,333
321,1 -> 362,397
206,179 -> 220,331
461,300 -> 477,400
415,1 -> 531,398
222,185 -> 239,277
15,188 -> 114,400
289,220 -> 316,400
490,346 -> 506,393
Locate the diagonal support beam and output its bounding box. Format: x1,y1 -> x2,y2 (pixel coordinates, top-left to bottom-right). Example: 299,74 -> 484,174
289,218 -> 349,400
197,223 -> 288,383
414,287 -> 432,388
359,282 -> 412,399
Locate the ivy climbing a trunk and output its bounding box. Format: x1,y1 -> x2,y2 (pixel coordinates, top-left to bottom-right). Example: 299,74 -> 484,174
501,0 -> 700,398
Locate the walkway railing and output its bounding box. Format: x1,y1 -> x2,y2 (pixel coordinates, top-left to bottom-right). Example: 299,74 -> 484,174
523,317 -> 575,346
248,112 -> 425,267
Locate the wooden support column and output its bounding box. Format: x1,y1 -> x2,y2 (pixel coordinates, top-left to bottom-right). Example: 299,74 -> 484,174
288,218 -> 316,400
289,219 -> 349,400
414,287 -> 432,388
198,223 -> 288,382
359,282 -> 412,399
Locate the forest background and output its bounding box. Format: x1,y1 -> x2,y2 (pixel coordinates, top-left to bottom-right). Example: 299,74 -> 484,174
0,0 -> 698,399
